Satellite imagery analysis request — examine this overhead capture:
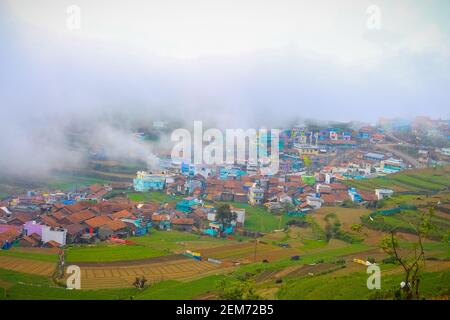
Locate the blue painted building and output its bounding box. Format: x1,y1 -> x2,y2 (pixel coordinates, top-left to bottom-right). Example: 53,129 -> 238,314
176,197 -> 199,213
133,171 -> 167,192
219,168 -> 246,180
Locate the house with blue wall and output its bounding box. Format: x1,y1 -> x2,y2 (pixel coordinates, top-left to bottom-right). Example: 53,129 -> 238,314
219,168 -> 246,180
133,171 -> 167,192
348,188 -> 362,202
176,197 -> 199,213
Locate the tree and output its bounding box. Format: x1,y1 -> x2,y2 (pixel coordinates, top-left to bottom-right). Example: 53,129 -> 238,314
351,224 -> 363,233
216,204 -> 237,227
303,156 -> 312,173
324,213 -> 340,241
216,279 -> 261,300
133,276 -> 147,289
380,207 -> 435,300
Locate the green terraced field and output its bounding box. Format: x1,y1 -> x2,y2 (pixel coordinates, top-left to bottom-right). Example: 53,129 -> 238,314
0,249 -> 59,263
345,167 -> 449,193
278,269 -> 450,299
127,192 -> 183,203
65,244 -> 170,263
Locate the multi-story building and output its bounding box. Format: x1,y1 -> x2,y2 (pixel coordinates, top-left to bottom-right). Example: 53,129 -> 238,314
248,183 -> 264,205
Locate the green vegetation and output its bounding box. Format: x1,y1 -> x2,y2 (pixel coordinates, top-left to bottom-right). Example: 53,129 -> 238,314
0,249 -> 59,262
127,191 -> 183,203
0,268 -> 138,300
129,230 -> 234,252
65,244 -> 169,263
278,269 -> 450,300
45,172 -> 115,191
134,275 -> 224,300
361,209 -> 449,240
217,202 -> 306,233
345,167 -> 449,193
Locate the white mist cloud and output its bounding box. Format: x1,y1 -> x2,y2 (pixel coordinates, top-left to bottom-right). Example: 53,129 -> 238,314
0,0 -> 449,177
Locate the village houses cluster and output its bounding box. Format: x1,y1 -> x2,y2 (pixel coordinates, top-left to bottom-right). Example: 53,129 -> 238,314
1,116 -> 449,249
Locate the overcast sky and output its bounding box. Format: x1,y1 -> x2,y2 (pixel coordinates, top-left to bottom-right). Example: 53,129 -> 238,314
1,0 -> 450,126
1,0 -> 449,176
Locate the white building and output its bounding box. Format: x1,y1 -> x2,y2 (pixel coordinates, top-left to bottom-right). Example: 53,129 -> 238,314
42,226 -> 67,246
375,189 -> 394,200
231,207 -> 246,226
306,196 -> 323,209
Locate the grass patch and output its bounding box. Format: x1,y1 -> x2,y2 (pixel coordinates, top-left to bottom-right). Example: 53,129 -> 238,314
0,249 -> 59,263
65,244 -> 169,263
135,275 -> 224,300
345,167 -> 449,193
127,192 -> 183,204
278,269 -> 450,299
216,202 -> 306,233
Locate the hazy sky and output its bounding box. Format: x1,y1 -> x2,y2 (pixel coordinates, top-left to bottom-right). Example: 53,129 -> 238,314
0,0 -> 449,176
1,0 -> 449,124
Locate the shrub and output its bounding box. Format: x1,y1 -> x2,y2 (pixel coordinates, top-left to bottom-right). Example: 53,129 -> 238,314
382,256 -> 397,264
367,256 -> 376,264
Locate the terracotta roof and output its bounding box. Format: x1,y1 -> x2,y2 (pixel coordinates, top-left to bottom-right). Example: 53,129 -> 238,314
52,203 -> 65,210
64,201 -> 92,213
102,220 -> 128,231
151,214 -> 170,222
89,184 -> 105,193
40,215 -> 60,228
85,215 -> 111,228
21,235 -> 40,246
29,233 -> 41,241
0,230 -> 20,242
67,210 -> 96,224
45,240 -> 61,248
140,203 -> 160,211
358,190 -> 378,202
321,193 -> 347,204
111,209 -> 132,220
171,218 -> 194,225
50,211 -> 65,221
65,224 -> 84,235
8,214 -> 29,224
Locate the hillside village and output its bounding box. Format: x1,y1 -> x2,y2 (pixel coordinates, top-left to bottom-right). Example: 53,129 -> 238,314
1,117 -> 449,250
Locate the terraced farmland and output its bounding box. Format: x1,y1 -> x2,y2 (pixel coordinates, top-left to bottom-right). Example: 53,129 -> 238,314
0,256 -> 56,276
66,255 -> 223,290
345,167 -> 449,192
198,242 -> 301,263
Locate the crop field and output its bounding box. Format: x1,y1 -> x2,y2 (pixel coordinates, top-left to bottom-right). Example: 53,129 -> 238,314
1,164 -> 449,300
0,247 -> 60,263
364,208 -> 449,240
277,268 -> 450,300
129,230 -> 239,253
313,207 -> 370,230
65,243 -> 170,263
68,255 -> 224,290
127,191 -> 184,203
134,275 -> 225,300
0,256 -> 56,276
0,268 -> 139,300
198,242 -> 302,263
345,166 -> 449,192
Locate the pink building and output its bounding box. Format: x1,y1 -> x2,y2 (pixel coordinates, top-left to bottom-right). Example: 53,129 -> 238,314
24,221 -> 44,237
